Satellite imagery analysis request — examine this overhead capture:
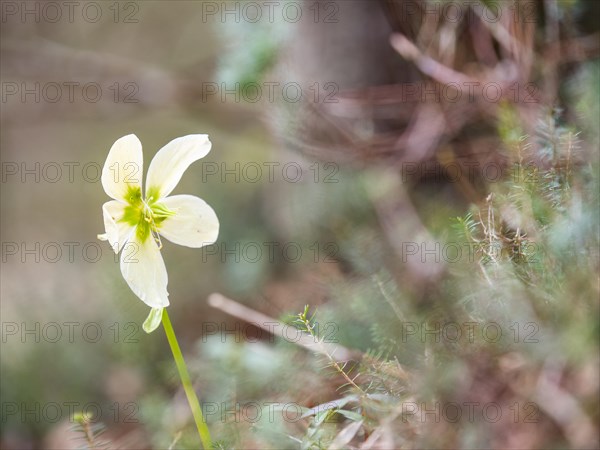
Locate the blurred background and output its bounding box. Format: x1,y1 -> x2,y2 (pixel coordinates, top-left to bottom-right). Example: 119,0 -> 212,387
1,1 -> 599,449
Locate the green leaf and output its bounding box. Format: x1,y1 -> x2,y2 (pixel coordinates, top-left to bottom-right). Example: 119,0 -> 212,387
336,409 -> 363,422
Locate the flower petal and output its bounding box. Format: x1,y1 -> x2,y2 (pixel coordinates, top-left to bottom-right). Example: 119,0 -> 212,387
98,201 -> 135,253
158,195 -> 219,248
120,233 -> 169,308
145,135 -> 211,200
101,134 -> 143,202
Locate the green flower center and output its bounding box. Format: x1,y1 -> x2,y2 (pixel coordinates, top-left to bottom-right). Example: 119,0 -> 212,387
120,186 -> 175,244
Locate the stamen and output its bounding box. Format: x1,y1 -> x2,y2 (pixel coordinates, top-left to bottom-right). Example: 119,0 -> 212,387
141,197 -> 163,249
152,228 -> 163,250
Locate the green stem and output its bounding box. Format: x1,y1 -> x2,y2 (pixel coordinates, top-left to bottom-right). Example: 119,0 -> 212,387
162,309 -> 212,449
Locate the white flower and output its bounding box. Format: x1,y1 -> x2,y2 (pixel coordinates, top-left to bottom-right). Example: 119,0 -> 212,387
98,134 -> 219,332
